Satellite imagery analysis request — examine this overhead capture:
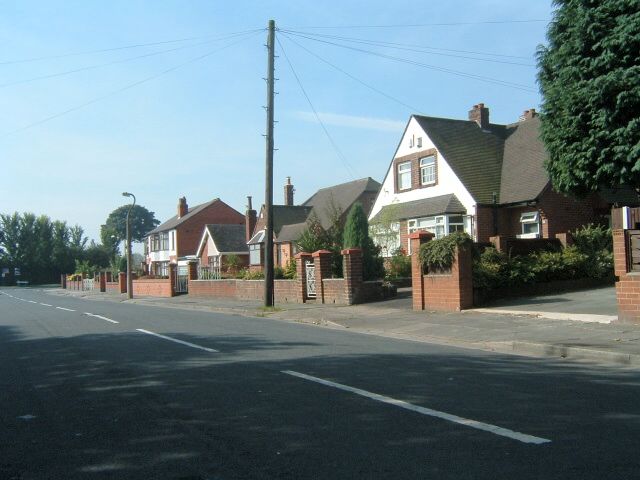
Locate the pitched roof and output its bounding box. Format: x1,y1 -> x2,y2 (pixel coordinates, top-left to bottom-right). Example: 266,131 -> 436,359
499,116 -> 550,204
370,194 -> 466,223
204,224 -> 248,253
272,205 -> 313,235
413,116 -> 505,204
276,222 -> 307,243
302,177 -> 381,229
147,198 -> 221,235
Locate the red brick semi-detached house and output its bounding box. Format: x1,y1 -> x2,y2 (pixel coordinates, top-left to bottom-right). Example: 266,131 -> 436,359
144,196 -> 244,275
369,103 -> 639,255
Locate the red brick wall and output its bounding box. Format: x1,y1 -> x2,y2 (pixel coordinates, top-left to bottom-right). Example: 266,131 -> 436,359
322,278 -> 347,304
421,245 -> 473,311
398,220 -> 409,253
613,229 -> 640,323
188,279 -> 300,303
176,200 -> 244,258
105,282 -> 120,292
132,278 -> 173,297
475,205 -> 496,243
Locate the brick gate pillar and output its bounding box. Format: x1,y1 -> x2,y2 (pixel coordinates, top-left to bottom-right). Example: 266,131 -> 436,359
312,250 -> 332,304
169,263 -> 177,297
341,248 -> 362,305
99,272 -> 106,292
60,274 -> 67,289
614,229 -> 640,323
118,272 -> 127,294
188,262 -> 198,281
295,252 -> 312,303
410,231 -> 434,311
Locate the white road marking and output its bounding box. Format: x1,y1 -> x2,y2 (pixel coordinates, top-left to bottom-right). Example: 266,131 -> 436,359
17,414 -> 37,421
136,329 -> 219,353
84,312 -> 119,324
27,300 -> 37,303
55,306 -> 75,312
39,303 -> 52,307
282,370 -> 551,445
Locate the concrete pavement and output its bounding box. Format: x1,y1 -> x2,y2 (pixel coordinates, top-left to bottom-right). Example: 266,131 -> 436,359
40,285 -> 640,368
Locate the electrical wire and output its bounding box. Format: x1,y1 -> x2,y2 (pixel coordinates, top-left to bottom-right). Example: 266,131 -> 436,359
0,28 -> 264,66
0,30 -> 262,89
282,19 -> 547,29
282,31 -> 537,92
1,31 -> 263,138
276,36 -> 358,180
280,32 -> 425,114
280,29 -> 535,65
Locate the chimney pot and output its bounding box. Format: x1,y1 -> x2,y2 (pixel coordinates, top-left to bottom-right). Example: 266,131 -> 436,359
284,177 -> 295,206
177,197 -> 188,218
519,108 -> 538,122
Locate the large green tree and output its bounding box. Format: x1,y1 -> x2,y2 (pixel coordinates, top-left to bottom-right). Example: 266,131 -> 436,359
101,204 -> 160,254
537,0 -> 640,196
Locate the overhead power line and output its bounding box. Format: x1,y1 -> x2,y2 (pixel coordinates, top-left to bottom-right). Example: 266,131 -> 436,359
0,30 -> 262,89
0,28 -> 264,66
276,36 -> 358,180
280,29 -> 535,65
282,31 -> 537,92
281,33 -> 424,114
1,31 -> 262,139
282,19 -> 547,29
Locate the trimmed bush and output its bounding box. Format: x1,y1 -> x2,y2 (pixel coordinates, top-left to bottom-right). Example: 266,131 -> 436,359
419,232 -> 473,272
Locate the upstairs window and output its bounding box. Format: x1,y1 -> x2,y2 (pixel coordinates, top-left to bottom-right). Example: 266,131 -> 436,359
420,155 -> 436,185
397,161 -> 411,191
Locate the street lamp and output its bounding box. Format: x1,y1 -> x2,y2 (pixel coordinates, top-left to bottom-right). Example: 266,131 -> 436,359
122,192 -> 136,299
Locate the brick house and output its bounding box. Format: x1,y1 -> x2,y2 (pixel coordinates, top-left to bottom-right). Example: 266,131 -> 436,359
247,177 -> 381,270
369,103 -> 638,255
194,224 -> 249,277
144,196 -> 244,275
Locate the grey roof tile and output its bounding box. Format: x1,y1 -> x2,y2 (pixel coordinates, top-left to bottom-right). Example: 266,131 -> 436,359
205,224 -> 248,253
371,194 -> 467,222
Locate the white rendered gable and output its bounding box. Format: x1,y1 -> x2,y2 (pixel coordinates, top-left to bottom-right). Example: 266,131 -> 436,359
368,116 -> 476,221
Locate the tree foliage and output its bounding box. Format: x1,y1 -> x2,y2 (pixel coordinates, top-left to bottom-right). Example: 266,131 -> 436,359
537,0 -> 640,196
0,212 -> 89,284
101,204 -> 160,253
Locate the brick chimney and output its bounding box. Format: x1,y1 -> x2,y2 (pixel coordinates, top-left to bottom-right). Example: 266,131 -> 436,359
284,177 -> 295,206
519,108 -> 537,122
245,196 -> 257,242
177,196 -> 188,218
468,103 -> 490,129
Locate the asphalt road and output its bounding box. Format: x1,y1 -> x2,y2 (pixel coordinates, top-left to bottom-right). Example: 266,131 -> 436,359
1,287 -> 639,479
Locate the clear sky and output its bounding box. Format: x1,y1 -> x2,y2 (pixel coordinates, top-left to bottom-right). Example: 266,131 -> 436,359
1,0 -> 553,246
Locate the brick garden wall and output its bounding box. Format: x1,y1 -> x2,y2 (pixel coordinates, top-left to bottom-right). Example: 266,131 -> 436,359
132,278 -> 173,297
614,229 -> 640,323
189,278 -> 300,303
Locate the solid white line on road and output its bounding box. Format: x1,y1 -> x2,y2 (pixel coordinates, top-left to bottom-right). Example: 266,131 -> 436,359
282,370 -> 551,445
39,303 -> 53,307
84,312 -> 119,324
55,307 -> 75,312
28,300 -> 37,303
135,329 -> 219,353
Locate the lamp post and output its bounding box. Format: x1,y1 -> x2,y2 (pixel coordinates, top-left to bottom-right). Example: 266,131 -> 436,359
122,192 -> 136,299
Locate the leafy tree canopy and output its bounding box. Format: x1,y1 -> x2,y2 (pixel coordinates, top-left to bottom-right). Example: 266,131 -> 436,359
101,204 -> 160,249
537,0 -> 640,196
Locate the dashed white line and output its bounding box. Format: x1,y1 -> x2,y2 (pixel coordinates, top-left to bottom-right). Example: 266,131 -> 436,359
55,307 -> 75,312
282,370 -> 551,445
39,303 -> 53,307
84,313 -> 119,324
136,329 -> 219,353
27,300 -> 37,304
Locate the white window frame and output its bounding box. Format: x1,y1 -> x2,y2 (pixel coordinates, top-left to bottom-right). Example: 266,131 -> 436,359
249,244 -> 261,265
420,155 -> 436,186
397,161 -> 412,191
518,211 -> 540,238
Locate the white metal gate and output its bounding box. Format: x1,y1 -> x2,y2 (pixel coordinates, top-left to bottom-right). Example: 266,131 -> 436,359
305,261 -> 316,298
175,265 -> 189,293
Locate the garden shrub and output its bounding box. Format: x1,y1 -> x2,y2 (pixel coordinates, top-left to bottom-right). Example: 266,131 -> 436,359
419,232 -> 473,272
385,248 -> 411,279
572,224 -> 612,257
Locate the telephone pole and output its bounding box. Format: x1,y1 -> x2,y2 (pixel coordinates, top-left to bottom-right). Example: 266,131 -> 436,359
264,19 -> 276,307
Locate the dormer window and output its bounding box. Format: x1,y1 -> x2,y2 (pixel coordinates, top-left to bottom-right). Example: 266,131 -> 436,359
420,155 -> 436,185
397,161 -> 411,191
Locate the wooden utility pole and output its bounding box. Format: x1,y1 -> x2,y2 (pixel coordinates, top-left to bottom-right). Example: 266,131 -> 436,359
264,19 -> 275,307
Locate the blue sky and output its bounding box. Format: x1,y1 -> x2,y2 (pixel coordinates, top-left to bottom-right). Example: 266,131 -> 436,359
1,0 -> 553,245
